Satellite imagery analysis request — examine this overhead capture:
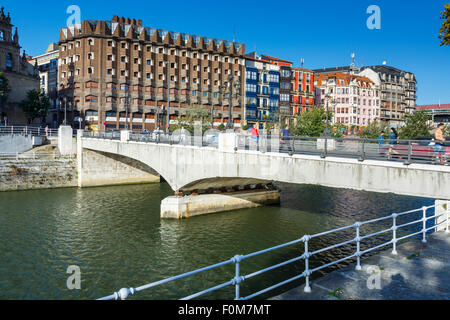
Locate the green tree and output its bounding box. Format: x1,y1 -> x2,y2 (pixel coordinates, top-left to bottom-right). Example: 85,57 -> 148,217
293,108 -> 330,137
359,121 -> 390,139
20,89 -> 50,124
172,104 -> 211,133
399,111 -> 431,140
443,125 -> 450,137
439,4 -> 450,46
331,123 -> 347,138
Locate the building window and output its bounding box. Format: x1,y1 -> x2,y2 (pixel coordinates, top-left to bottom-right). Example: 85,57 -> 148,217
192,90 -> 197,96
87,67 -> 94,74
88,39 -> 94,46
5,53 -> 13,71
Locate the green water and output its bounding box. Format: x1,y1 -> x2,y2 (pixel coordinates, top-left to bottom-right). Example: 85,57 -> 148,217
0,183 -> 433,300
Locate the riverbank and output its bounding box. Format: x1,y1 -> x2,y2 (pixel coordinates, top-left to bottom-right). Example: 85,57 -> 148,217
270,231 -> 450,300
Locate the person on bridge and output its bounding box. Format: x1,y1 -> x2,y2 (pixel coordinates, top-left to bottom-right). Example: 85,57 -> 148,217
281,125 -> 291,152
388,128 -> 399,159
251,125 -> 259,150
378,131 -> 386,154
432,123 -> 446,165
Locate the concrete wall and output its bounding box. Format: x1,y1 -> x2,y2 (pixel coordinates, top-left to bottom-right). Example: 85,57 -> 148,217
0,134 -> 33,154
0,158 -> 77,191
79,137 -> 450,200
435,200 -> 449,232
77,148 -> 160,188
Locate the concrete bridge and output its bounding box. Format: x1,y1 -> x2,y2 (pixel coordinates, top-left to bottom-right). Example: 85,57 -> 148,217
75,130 -> 450,218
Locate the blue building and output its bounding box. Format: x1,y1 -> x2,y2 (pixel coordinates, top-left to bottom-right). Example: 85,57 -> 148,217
245,52 -> 280,127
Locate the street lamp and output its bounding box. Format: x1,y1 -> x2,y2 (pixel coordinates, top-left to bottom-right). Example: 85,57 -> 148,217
226,74 -> 241,130
125,92 -> 130,131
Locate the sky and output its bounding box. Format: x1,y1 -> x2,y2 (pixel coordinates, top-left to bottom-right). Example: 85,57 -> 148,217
2,0 -> 449,105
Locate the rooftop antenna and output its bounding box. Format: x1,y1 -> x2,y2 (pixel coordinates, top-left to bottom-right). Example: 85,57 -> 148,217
233,25 -> 236,42
301,58 -> 304,68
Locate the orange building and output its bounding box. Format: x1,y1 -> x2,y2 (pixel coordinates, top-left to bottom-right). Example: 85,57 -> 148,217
291,68 -> 315,115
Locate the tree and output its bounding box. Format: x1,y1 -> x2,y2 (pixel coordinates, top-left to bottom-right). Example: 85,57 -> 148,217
444,125 -> 450,137
172,104 -> 211,134
293,108 -> 330,137
359,121 -> 390,139
331,123 -> 347,138
20,89 -> 50,124
439,4 -> 450,46
398,111 -> 431,140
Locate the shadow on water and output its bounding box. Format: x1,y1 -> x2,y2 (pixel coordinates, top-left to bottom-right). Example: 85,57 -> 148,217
0,182 -> 435,300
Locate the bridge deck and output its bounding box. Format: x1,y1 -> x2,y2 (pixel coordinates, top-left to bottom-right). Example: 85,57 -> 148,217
271,232 -> 450,300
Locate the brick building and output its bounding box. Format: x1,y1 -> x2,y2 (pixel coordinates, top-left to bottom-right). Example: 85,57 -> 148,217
58,16 -> 246,131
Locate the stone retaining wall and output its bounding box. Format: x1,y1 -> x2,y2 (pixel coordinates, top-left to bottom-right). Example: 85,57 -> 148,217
0,158 -> 77,191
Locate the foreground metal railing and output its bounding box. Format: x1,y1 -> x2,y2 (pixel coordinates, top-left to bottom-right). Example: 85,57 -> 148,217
0,126 -> 58,137
98,202 -> 449,300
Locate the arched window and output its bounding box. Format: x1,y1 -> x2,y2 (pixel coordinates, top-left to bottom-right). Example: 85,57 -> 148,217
6,53 -> 13,71
0,31 -> 4,41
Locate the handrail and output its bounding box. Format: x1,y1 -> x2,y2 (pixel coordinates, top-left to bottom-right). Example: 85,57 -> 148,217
0,126 -> 59,137
82,132 -> 450,166
98,202 -> 449,300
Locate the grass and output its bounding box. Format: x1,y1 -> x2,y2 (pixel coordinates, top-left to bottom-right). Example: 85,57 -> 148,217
328,288 -> 344,299
406,252 -> 421,260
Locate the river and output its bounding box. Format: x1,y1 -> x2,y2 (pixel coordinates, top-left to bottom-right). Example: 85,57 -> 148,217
0,183 -> 434,300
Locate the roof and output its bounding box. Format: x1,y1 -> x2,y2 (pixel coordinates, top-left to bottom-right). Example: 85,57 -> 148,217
416,104 -> 450,111
313,65 -> 414,77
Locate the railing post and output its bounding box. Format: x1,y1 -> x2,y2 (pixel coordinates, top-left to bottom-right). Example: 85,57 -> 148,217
403,141 -> 412,165
422,206 -> 427,243
355,222 -> 362,270
358,141 -> 365,162
303,236 -> 312,293
446,201 -> 449,233
392,214 -> 398,255
232,255 -> 243,300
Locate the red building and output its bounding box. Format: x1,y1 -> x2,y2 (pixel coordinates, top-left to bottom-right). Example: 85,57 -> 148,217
291,68 -> 315,115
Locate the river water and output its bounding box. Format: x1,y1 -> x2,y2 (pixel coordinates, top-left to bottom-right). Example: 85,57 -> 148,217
0,183 -> 434,300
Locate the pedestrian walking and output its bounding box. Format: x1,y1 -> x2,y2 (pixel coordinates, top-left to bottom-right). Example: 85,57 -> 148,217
432,123 -> 446,165
388,128 -> 399,159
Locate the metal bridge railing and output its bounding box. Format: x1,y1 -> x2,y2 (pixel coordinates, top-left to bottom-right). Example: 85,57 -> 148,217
0,126 -> 59,137
82,131 -> 450,166
98,202 -> 449,301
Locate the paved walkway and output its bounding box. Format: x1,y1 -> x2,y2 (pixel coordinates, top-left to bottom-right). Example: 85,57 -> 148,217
271,231 -> 450,300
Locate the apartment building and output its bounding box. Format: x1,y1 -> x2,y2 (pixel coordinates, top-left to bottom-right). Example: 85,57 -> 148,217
261,55 -> 293,124
315,72 -> 380,129
58,16 -> 246,131
291,67 -> 315,115
244,52 -> 280,126
314,64 -> 417,124
29,43 -> 59,127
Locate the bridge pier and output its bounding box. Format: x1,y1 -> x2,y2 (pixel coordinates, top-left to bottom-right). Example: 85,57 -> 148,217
161,187 -> 280,219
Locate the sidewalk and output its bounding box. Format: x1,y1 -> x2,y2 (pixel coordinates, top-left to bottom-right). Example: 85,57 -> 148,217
271,231 -> 449,300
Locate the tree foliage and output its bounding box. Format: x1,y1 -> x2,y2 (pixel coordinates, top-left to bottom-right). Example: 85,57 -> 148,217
172,104 -> 212,133
0,71 -> 11,105
359,121 -> 390,139
439,4 -> 450,46
443,125 -> 450,137
20,89 -> 50,124
293,108 -> 330,137
399,111 -> 431,140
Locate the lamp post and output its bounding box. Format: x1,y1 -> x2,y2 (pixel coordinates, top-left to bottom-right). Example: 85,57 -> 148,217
63,98 -> 67,125
226,74 -> 240,130
125,92 -> 130,131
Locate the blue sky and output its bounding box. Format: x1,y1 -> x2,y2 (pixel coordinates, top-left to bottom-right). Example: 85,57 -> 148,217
3,0 -> 449,104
